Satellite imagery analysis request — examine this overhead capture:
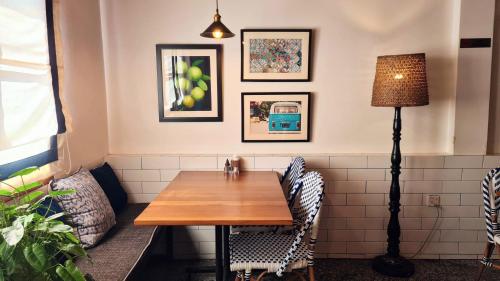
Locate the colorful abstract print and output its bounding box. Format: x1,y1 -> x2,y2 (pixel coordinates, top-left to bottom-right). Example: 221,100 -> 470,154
249,39 -> 302,73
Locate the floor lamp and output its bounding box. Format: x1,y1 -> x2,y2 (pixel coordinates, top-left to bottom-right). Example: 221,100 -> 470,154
371,53 -> 429,277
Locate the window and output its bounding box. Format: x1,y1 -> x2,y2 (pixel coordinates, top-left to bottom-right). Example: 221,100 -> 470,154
0,0 -> 65,178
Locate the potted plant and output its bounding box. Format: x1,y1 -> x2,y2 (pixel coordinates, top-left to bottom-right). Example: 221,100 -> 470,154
0,167 -> 88,281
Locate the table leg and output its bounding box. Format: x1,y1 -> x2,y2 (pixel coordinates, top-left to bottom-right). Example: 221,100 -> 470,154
215,226 -> 223,281
223,226 -> 231,280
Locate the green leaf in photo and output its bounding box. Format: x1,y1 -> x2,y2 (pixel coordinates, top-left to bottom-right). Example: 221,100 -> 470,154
192,59 -> 204,67
8,166 -> 38,179
202,74 -> 211,81
197,80 -> 208,91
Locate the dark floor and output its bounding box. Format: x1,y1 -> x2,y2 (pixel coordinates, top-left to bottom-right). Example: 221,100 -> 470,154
136,257 -> 500,281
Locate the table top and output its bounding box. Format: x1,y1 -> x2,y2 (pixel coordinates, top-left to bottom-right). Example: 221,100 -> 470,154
134,171 -> 293,226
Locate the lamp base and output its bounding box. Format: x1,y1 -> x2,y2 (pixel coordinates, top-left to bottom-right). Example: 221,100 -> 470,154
372,254 -> 415,277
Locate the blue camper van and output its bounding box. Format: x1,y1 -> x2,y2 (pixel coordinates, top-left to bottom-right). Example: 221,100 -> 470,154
268,102 -> 301,133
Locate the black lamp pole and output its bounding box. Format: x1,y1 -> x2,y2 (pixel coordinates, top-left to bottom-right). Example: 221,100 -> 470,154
372,107 -> 415,277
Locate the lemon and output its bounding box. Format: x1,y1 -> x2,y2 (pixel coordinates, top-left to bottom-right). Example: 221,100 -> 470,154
191,87 -> 205,101
182,95 -> 195,108
187,66 -> 203,81
176,60 -> 188,74
178,77 -> 192,91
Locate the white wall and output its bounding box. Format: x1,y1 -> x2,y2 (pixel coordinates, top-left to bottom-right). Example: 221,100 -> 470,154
488,1 -> 500,154
100,0 -> 460,155
58,0 -> 108,169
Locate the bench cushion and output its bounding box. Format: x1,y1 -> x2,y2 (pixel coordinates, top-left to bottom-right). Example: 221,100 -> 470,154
76,204 -> 158,281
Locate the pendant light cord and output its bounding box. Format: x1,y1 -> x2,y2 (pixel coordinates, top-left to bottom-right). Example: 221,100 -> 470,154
215,0 -> 219,12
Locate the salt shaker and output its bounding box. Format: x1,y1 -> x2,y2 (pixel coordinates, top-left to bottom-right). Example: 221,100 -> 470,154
231,155 -> 240,175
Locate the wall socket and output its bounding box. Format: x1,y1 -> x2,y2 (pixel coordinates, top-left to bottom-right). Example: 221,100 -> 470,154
426,194 -> 441,207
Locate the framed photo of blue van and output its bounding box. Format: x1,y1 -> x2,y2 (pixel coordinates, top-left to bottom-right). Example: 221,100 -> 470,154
241,92 -> 311,142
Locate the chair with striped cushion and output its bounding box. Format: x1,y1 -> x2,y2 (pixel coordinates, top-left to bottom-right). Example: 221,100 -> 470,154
230,171 -> 324,281
477,167 -> 500,281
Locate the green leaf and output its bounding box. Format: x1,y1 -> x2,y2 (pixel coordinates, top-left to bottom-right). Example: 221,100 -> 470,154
14,204 -> 30,211
13,182 -> 42,194
64,232 -> 80,244
46,212 -> 65,221
19,213 -> 35,227
0,190 -> 12,197
49,190 -> 75,197
56,265 -> 73,281
1,220 -> 24,246
20,191 -> 44,204
201,74 -> 211,81
197,80 -> 208,91
48,224 -> 72,233
192,59 -> 204,67
8,166 -> 38,179
65,260 -> 86,281
0,270 -> 4,281
23,244 -> 47,271
60,243 -> 86,257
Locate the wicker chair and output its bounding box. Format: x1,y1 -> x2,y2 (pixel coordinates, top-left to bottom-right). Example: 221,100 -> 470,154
477,167 -> 500,281
230,171 -> 324,281
280,157 -> 306,205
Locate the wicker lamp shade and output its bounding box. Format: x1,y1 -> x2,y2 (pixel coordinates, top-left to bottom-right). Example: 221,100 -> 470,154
372,53 -> 429,107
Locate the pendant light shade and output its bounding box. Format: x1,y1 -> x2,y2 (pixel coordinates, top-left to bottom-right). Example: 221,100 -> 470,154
200,0 -> 234,39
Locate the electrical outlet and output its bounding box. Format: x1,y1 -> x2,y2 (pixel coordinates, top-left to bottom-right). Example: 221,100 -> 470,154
426,195 -> 440,207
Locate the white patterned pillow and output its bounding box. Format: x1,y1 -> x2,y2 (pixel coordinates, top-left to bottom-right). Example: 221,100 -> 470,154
51,169 -> 116,248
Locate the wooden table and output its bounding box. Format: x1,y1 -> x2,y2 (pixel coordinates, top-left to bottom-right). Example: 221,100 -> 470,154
135,171 -> 293,281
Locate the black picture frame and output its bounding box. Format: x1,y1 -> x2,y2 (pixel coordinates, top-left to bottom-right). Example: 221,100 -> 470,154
241,92 -> 311,142
241,29 -> 312,82
156,44 -> 223,122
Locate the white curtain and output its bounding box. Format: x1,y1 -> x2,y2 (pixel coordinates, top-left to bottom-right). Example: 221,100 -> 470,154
0,0 -> 58,165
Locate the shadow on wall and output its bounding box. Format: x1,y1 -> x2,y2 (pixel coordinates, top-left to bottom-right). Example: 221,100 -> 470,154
333,0 -> 430,34
399,55 -> 456,154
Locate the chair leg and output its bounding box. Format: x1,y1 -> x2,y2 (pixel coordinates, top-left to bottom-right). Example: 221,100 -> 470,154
308,266 -> 315,281
255,271 -> 268,281
235,271 -> 243,281
477,242 -> 495,281
244,270 -> 251,281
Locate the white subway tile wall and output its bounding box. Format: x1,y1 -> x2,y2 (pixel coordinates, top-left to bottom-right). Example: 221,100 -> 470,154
106,154 -> 499,260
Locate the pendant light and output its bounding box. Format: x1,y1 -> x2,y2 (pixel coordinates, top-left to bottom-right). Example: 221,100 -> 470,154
200,0 -> 234,39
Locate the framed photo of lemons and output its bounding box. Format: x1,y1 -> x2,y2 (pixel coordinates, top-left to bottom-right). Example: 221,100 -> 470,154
156,44 -> 222,122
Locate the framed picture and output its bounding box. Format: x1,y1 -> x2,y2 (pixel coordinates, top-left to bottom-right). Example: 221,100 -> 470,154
241,29 -> 312,82
156,44 -> 222,122
241,92 -> 311,142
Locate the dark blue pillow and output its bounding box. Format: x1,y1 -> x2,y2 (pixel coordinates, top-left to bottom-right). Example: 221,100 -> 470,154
90,162 -> 128,215
37,197 -> 64,219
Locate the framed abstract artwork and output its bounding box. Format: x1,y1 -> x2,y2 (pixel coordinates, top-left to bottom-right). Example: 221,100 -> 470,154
241,92 -> 311,142
156,44 -> 222,122
241,29 -> 312,82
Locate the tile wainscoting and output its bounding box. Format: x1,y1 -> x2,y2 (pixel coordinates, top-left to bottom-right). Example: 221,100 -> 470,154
106,154 -> 500,260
